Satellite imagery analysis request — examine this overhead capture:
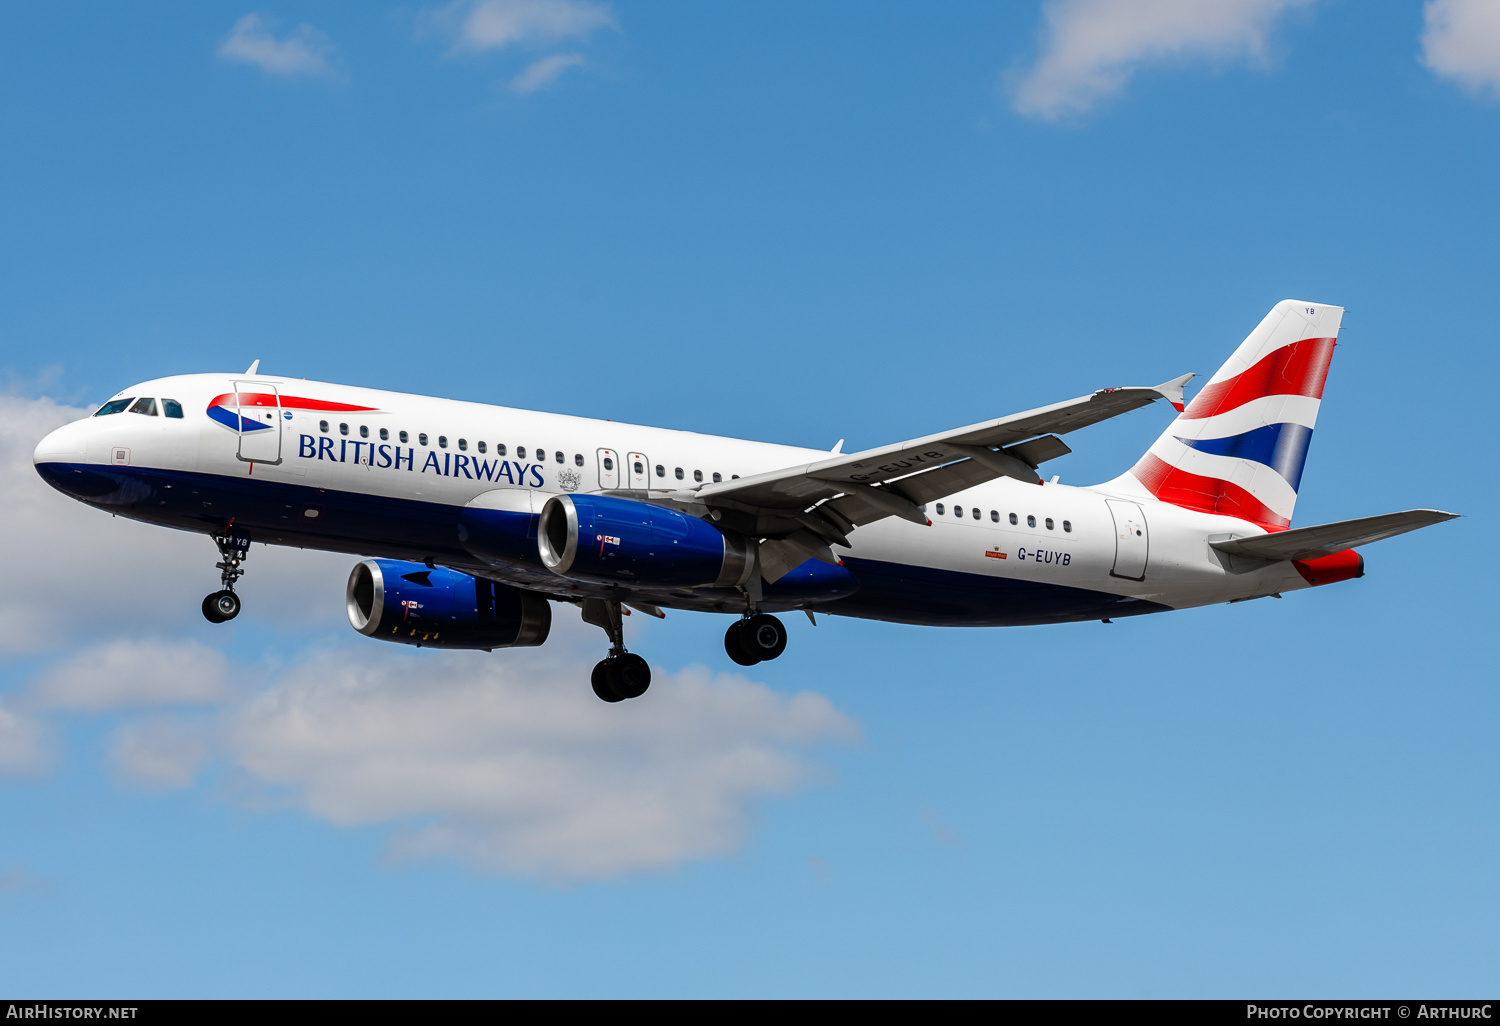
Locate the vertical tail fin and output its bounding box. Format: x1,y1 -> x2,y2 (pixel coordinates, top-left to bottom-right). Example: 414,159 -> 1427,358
1126,300 -> 1343,531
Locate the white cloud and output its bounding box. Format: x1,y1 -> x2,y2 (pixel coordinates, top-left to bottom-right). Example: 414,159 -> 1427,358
510,53 -> 586,93
446,0 -> 617,53
33,638 -> 229,711
218,13 -> 334,77
0,395 -> 355,655
224,644 -> 858,880
0,702 -> 50,777
1421,0 -> 1500,97
0,705 -> 50,780
77,628 -> 856,880
1010,0 -> 1314,121
109,718 -> 211,790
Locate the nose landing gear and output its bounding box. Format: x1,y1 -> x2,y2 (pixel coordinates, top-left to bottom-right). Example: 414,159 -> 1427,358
202,530 -> 249,624
724,613 -> 788,666
581,598 -> 652,702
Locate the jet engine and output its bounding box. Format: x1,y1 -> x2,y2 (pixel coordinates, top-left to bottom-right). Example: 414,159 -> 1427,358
346,559 -> 551,650
537,494 -> 755,588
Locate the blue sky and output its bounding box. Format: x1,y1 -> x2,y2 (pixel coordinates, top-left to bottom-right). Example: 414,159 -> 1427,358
1,0 -> 1497,997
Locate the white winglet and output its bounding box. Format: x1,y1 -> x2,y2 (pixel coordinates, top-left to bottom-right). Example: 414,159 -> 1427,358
1153,372 -> 1195,413
245,359 -> 261,375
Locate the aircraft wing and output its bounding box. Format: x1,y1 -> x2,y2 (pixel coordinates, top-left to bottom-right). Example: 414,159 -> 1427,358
1209,509 -> 1459,563
694,374 -> 1194,544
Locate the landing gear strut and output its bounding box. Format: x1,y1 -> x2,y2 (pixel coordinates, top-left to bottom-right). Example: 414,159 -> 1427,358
581,598 -> 651,702
725,612 -> 788,666
202,530 -> 249,624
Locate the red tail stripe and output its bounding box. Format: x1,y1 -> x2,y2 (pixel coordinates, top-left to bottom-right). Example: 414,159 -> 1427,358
1179,337 -> 1336,421
210,392 -> 378,413
1130,453 -> 1290,532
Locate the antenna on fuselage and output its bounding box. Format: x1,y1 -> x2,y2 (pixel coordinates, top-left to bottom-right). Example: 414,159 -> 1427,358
244,359 -> 260,375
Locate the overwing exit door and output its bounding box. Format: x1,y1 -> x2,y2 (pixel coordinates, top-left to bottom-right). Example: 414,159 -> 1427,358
627,452 -> 650,490
597,448 -> 620,489
234,381 -> 282,464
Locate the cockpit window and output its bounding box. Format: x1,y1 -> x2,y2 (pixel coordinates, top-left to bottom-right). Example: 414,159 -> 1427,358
95,399 -> 133,416
128,397 -> 158,416
162,399 -> 184,419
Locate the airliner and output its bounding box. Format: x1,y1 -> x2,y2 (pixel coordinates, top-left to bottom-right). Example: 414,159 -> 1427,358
32,300 -> 1455,702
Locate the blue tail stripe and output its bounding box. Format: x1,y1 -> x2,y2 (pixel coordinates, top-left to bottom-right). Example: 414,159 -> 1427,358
1174,422 -> 1313,491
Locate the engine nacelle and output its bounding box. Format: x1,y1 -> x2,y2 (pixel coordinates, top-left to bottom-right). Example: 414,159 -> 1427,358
538,494 -> 754,588
346,559 -> 552,650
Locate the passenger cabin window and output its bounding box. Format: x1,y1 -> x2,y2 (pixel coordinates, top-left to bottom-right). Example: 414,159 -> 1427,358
1009,513 -> 1018,526
360,425 -> 369,438
602,456 -> 614,471
713,472 -> 722,483
675,467 -> 684,480
379,428 -> 388,441
1027,515 -> 1036,528
340,423 -> 349,436
556,452 -> 564,464
477,441 -> 486,453
656,465 -> 665,478
574,454 -> 584,466
438,436 -> 448,449
1063,520 -> 1072,533
320,420 -> 329,433
693,470 -> 703,483
972,508 -> 980,520
419,433 -> 428,446
95,399 -> 133,416
458,438 -> 467,451
536,449 -> 546,462
991,510 -> 999,522
633,460 -> 644,475
496,444 -> 507,456
163,399 -> 184,419
517,446 -> 526,459
935,503 -> 945,516
399,431 -> 409,443
954,506 -> 963,517
129,398 -> 158,416
1045,518 -> 1054,530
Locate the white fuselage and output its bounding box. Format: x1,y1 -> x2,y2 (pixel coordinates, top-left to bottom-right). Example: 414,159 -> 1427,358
33,372 -> 1317,627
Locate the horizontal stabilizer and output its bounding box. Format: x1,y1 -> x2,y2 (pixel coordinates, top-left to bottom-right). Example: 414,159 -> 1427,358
1209,509 -> 1459,563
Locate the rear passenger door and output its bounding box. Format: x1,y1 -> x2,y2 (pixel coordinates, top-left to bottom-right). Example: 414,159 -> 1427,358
1106,499 -> 1148,580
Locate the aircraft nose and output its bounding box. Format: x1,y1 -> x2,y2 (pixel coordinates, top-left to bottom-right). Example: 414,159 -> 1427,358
33,419 -> 89,465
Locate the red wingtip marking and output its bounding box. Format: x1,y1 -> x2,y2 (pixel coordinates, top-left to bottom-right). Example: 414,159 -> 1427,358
1171,402 -> 1185,413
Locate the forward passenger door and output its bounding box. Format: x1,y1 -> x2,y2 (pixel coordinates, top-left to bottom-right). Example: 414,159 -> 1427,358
234,381 -> 282,465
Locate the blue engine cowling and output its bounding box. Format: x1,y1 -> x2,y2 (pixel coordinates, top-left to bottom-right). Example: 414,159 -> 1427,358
346,559 -> 552,650
537,494 -> 755,588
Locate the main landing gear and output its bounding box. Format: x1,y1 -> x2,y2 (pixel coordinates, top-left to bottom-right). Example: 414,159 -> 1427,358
202,530 -> 249,624
725,613 -> 788,666
581,598 -> 651,703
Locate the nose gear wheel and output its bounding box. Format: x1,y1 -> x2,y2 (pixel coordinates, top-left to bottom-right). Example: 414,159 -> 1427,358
202,530 -> 250,624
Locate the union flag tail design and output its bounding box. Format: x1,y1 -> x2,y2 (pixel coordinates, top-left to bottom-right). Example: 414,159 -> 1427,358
1128,300 -> 1343,532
